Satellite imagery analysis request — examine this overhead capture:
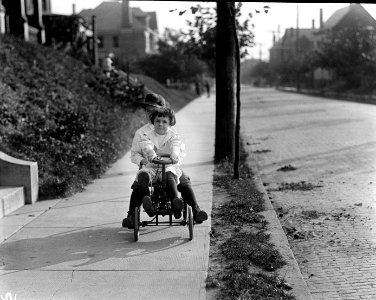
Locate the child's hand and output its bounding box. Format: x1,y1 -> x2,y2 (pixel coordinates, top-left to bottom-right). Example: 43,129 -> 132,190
147,155 -> 161,164
140,158 -> 148,166
170,154 -> 179,164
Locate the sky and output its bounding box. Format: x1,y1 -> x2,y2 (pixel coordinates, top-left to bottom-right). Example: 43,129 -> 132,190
50,1 -> 376,61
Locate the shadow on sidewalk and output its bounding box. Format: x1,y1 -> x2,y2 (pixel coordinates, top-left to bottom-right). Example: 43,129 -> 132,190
0,226 -> 188,270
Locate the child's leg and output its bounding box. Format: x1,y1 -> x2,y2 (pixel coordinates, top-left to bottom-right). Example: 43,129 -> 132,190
177,172 -> 198,208
177,171 -> 208,223
123,172 -> 151,228
129,172 -> 150,213
166,171 -> 179,199
166,172 -> 183,219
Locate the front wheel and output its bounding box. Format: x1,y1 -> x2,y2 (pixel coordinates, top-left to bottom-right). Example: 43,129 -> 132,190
134,207 -> 140,241
188,206 -> 194,241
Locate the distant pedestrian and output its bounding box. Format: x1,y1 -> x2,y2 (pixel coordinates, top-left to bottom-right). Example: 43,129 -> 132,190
204,80 -> 210,97
166,78 -> 171,88
102,53 -> 114,78
195,81 -> 201,96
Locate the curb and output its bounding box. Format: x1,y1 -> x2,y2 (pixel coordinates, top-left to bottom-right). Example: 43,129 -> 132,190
246,153 -> 313,300
276,87 -> 376,106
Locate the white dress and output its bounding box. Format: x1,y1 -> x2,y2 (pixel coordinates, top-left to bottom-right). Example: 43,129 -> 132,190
132,126 -> 185,185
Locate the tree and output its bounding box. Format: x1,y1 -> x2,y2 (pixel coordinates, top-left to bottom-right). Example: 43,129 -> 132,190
136,29 -> 207,84
147,3 -> 255,165
313,26 -> 376,90
249,61 -> 272,85
215,1 -> 235,162
179,2 -> 254,75
170,2 -> 254,165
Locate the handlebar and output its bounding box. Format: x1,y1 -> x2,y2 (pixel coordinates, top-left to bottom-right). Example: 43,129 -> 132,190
152,155 -> 173,165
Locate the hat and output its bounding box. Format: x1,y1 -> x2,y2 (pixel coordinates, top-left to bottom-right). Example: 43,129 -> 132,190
137,93 -> 166,108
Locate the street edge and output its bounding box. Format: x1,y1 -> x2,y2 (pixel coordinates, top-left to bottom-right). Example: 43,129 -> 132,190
246,154 -> 313,300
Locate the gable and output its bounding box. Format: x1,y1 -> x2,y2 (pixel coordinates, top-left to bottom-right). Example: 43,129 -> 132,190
79,2 -> 121,31
323,6 -> 350,29
323,4 -> 376,30
78,1 -> 156,32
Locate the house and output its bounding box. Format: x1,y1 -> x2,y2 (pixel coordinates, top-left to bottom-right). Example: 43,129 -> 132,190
269,3 -> 376,84
1,0 -> 52,43
79,0 -> 159,64
269,27 -> 316,68
316,4 -> 376,34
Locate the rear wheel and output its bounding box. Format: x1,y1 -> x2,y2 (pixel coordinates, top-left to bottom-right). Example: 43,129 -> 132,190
188,206 -> 194,240
134,207 -> 139,241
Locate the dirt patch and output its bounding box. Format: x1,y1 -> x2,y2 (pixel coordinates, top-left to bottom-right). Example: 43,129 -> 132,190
301,210 -> 325,219
275,181 -> 323,191
253,149 -> 272,154
277,165 -> 297,172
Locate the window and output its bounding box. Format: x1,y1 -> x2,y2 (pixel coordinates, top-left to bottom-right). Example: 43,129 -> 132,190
42,0 -> 48,12
113,36 -> 119,48
97,36 -> 104,48
25,0 -> 34,15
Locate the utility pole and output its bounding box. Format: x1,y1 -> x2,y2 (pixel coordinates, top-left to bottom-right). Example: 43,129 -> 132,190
92,15 -> 98,67
296,4 -> 300,92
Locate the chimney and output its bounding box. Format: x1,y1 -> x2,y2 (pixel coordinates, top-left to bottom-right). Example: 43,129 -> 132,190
72,4 -> 76,14
312,19 -> 315,29
320,8 -> 323,29
122,0 -> 132,28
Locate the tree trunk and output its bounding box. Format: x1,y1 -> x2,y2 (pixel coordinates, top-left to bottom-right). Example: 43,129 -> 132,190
215,1 -> 235,162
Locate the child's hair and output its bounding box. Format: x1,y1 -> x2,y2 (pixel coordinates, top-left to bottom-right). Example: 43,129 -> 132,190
149,107 -> 176,126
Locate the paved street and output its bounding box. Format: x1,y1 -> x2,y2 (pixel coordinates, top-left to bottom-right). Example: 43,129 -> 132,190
241,87 -> 376,300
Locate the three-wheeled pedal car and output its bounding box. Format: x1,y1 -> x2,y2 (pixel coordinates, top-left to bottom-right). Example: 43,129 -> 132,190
132,155 -> 194,242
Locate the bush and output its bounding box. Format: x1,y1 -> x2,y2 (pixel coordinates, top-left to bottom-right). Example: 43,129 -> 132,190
0,34 -> 145,199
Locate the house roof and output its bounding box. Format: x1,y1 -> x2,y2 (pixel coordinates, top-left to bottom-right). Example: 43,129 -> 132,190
79,1 -> 158,32
322,4 -> 376,30
323,5 -> 350,29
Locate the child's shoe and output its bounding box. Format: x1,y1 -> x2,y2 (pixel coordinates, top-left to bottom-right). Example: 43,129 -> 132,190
143,196 -> 155,217
193,207 -> 208,224
172,197 -> 184,219
122,212 -> 134,229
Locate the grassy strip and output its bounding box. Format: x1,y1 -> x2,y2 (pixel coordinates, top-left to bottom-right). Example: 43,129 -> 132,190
206,146 -> 295,299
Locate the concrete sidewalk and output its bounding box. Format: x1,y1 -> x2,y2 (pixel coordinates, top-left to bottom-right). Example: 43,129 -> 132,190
0,94 -> 214,300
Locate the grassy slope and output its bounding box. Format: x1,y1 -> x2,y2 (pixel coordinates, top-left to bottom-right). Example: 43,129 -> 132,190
0,34 -> 196,199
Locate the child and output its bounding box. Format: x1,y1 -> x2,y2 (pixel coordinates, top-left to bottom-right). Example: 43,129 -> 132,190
123,108 -> 185,228
122,93 -> 208,229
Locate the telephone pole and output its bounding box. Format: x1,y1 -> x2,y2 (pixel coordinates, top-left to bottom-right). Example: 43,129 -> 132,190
296,4 -> 300,92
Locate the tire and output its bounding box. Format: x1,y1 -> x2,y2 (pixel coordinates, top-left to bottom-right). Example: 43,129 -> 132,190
134,207 -> 139,242
188,206 -> 194,241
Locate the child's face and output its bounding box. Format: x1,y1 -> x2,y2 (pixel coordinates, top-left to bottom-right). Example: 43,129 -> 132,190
154,116 -> 170,135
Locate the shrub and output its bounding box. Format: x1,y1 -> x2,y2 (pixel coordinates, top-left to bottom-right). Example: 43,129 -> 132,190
0,34 -> 145,199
